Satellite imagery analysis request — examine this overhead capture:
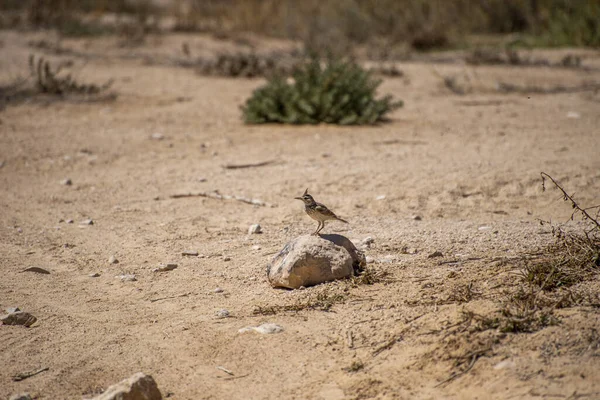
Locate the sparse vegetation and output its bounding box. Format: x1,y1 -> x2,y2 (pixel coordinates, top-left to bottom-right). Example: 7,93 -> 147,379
253,290 -> 346,315
3,0 -> 598,51
241,57 -> 402,125
29,55 -> 113,95
0,55 -> 115,111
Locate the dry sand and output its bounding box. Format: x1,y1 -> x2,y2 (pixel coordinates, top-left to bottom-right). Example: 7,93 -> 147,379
1,31 -> 600,399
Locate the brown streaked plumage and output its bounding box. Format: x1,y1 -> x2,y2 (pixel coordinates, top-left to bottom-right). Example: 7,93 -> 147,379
295,189 -> 348,235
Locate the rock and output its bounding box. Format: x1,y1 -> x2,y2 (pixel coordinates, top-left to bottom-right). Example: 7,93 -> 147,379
9,394 -> 32,400
213,287 -> 224,293
375,195 -> 386,200
216,309 -> 230,319
267,234 -> 365,289
182,250 -> 199,256
108,255 -> 119,264
248,224 -> 262,234
197,177 -> 207,182
89,272 -> 101,278
116,274 -> 137,282
428,251 -> 444,258
251,245 -> 261,251
80,219 -> 94,225
1,311 -> 37,327
66,219 -> 74,224
150,133 -> 165,140
21,266 -> 50,274
60,178 -> 72,186
153,263 -> 177,272
239,323 -> 283,334
365,256 -> 375,264
567,111 -> 580,119
411,215 -> 422,221
223,256 -> 231,262
91,372 -> 162,400
478,226 -> 492,231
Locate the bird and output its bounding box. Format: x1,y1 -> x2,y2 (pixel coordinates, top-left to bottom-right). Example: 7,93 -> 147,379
295,189 -> 348,235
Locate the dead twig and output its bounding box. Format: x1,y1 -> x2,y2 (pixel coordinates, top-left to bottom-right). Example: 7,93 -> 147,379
435,347 -> 490,388
541,172 -> 600,230
149,292 -> 191,303
217,366 -> 234,376
170,190 -> 274,207
222,160 -> 277,169
12,367 -> 49,381
372,336 -> 402,356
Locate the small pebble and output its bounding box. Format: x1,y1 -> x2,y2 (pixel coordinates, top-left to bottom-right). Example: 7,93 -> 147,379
223,256 -> 231,262
216,309 -> 230,319
411,215 -> 422,221
362,237 -> 374,247
478,226 -> 492,231
153,263 -> 178,272
150,133 -> 164,140
89,272 -> 101,278
108,255 -> 119,264
428,251 -> 444,258
9,393 -> 32,400
80,219 -> 94,225
366,256 -> 375,264
566,111 -> 580,119
8,393 -> 32,400
197,177 -> 207,182
60,178 -> 72,186
248,224 -> 262,234
214,287 -> 224,293
116,274 -> 137,282
182,250 -> 199,256
66,219 -> 74,224
375,195 -> 386,200
251,245 -> 261,251
239,323 -> 283,334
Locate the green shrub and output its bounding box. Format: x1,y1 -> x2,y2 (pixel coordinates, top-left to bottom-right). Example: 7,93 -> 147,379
241,58 -> 402,125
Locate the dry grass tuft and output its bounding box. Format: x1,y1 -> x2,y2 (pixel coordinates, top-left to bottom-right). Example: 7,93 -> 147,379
253,290 -> 347,315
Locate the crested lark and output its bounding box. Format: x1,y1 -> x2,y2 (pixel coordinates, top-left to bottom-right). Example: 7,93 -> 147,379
295,189 -> 348,235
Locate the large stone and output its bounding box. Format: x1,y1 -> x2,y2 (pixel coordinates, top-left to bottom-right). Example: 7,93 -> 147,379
267,234 -> 365,289
92,372 -> 162,400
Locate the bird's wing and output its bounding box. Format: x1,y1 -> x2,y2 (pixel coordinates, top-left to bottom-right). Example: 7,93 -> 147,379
315,202 -> 347,222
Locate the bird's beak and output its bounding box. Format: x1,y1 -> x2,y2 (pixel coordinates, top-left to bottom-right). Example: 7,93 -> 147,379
294,197 -> 303,200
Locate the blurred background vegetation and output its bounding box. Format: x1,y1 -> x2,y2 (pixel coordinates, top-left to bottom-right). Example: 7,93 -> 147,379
1,0 -> 599,52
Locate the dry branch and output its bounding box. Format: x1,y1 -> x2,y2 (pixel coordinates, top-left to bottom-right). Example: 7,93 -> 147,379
222,160 -> 277,169
498,82 -> 600,95
170,190 -> 274,207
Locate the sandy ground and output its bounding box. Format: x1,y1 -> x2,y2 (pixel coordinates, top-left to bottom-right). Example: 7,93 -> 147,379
1,30 -> 600,400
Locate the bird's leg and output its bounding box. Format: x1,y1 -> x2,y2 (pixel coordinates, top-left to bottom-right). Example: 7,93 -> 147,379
317,221 -> 325,235
313,221 -> 321,235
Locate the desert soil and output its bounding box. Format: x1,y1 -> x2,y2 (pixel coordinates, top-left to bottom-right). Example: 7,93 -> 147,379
1,30 -> 600,400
